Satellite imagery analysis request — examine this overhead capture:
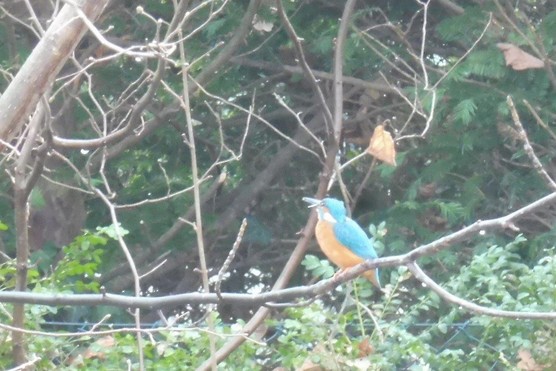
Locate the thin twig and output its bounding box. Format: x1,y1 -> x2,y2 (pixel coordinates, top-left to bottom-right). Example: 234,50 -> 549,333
93,190 -> 144,370
506,96 -> 556,191
522,99 -> 556,143
352,158 -> 377,208
432,13 -> 492,90
177,24 -> 217,371
6,356 -> 41,371
115,179 -> 207,210
215,218 -> 248,300
329,0 -> 358,206
273,93 -> 327,158
231,57 -> 396,94
188,78 -> 321,160
276,0 -> 334,131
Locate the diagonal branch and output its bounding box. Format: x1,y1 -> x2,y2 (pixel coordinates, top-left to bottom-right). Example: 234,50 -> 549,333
0,0 -> 109,142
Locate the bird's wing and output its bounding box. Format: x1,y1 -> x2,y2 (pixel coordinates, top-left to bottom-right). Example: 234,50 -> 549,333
333,218 -> 378,260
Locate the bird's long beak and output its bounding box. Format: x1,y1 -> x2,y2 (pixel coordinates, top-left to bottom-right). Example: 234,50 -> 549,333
302,197 -> 322,208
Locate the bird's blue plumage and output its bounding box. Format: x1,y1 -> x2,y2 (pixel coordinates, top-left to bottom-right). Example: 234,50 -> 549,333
321,198 -> 347,222
319,198 -> 377,258
333,218 -> 378,260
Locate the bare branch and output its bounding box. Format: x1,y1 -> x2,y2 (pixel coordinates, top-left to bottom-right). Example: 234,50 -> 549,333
0,0 -> 109,142
333,0 -> 357,142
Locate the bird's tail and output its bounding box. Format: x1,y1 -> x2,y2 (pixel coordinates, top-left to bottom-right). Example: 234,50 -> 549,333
363,269 -> 382,291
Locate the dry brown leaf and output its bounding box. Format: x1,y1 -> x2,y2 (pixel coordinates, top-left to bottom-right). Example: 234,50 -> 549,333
497,43 -> 545,71
517,349 -> 545,371
357,337 -> 374,357
367,125 -> 397,166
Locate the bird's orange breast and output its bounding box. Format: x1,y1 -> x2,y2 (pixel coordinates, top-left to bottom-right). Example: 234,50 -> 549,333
315,220 -> 365,269
315,220 -> 381,288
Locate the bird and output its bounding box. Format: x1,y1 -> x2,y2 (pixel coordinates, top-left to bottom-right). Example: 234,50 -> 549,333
302,197 -> 381,289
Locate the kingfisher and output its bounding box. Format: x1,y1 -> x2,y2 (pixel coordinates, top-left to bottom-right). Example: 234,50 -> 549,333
303,197 -> 381,289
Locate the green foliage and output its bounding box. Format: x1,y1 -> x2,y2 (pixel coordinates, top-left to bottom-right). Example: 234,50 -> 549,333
454,49 -> 506,80
95,224 -> 129,240
452,98 -> 477,126
302,254 -> 335,279
368,222 -> 387,256
25,226 -> 123,296
49,231 -> 108,293
436,7 -> 491,42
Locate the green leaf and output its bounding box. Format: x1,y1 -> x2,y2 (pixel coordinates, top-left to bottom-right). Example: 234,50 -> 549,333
438,323 -> 448,334
302,254 -> 321,270
452,98 -> 477,126
96,224 -> 129,239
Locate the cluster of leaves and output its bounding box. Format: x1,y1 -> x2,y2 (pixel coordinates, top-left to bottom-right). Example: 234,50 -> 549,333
0,227 -> 115,369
